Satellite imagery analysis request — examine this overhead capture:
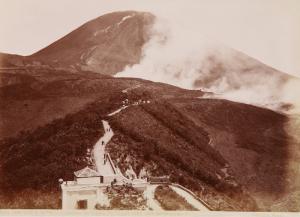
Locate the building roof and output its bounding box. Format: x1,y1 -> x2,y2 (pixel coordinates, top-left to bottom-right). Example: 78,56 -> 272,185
74,166 -> 101,178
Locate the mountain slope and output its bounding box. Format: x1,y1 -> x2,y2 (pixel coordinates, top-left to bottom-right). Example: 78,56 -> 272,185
171,98 -> 291,208
28,11 -> 154,74
0,10 -> 299,211
0,11 -> 294,97
0,65 -> 202,140
0,52 -> 26,67
0,81 -> 257,210
1,67 -> 297,210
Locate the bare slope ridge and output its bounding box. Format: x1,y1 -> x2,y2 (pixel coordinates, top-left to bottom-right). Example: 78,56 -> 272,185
29,11 -> 154,75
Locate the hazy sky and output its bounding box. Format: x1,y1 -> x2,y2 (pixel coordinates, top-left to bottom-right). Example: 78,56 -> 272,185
0,0 -> 299,76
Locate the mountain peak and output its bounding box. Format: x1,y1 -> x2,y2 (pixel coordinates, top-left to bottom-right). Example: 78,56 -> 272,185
28,11 -> 155,74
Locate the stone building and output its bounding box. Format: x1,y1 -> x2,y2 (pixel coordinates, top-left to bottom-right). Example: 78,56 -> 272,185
60,153 -> 147,209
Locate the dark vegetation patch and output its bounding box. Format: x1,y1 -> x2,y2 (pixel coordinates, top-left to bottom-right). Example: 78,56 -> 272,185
107,97 -> 258,211
0,189 -> 60,209
0,98 -> 120,192
171,98 -> 290,209
108,101 -> 227,186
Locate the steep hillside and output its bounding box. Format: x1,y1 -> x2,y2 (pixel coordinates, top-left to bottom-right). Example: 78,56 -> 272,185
170,98 -> 293,209
28,11 -> 154,74
1,70 -> 296,210
0,67 -> 112,139
0,85 -> 258,210
0,65 -> 297,211
0,65 -> 195,139
0,11 -> 153,74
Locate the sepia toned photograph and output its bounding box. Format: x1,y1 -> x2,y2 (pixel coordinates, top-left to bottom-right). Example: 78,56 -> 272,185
0,0 -> 299,216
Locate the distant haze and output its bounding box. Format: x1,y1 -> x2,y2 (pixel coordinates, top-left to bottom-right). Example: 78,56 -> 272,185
0,0 -> 300,77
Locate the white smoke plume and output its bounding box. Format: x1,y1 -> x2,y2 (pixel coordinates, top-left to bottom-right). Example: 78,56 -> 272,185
116,16 -> 300,114
116,17 -> 215,89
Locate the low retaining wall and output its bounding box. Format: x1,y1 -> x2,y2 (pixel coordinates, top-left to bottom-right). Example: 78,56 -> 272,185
170,183 -> 213,210
105,153 -> 117,174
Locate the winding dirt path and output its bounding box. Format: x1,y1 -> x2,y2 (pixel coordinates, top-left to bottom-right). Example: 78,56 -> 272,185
93,120 -> 114,174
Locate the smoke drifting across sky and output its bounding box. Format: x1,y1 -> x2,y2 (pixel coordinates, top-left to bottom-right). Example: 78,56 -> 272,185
116,15 -> 300,113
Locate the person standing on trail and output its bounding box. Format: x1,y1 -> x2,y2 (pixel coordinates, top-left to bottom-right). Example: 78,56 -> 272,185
102,141 -> 104,146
